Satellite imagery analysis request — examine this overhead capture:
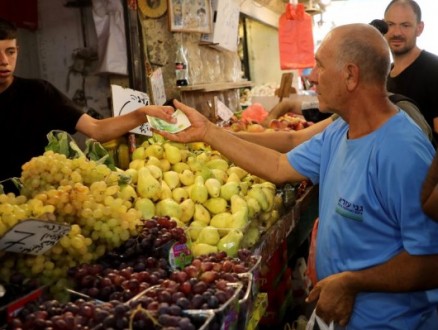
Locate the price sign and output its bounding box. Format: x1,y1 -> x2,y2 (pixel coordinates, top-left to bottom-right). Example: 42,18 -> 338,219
216,98 -> 234,121
0,219 -> 70,255
111,84 -> 152,136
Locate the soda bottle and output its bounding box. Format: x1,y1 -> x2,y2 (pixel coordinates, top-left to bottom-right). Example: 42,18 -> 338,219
175,45 -> 189,86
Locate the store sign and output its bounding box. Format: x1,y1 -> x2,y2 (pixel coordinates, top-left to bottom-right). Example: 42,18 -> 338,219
0,220 -> 70,255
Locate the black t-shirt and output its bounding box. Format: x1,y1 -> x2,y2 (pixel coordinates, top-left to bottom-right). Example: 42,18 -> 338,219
387,50 -> 438,140
0,76 -> 84,183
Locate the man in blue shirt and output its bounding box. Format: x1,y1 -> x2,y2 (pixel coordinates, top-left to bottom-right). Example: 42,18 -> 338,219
157,23 -> 438,329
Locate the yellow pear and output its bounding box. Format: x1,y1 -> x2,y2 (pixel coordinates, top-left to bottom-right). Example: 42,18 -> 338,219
220,181 -> 240,201
179,149 -> 190,162
196,166 -> 212,181
241,224 -> 260,249
230,208 -> 248,230
129,159 -> 145,170
118,184 -> 137,202
156,198 -> 182,220
146,156 -> 162,168
210,168 -> 228,184
210,212 -> 233,236
179,198 -> 195,223
160,181 -> 173,200
245,195 -> 262,218
146,164 -> 163,180
205,178 -> 221,198
132,146 -> 146,160
247,186 -> 269,211
164,143 -> 182,164
226,172 -> 241,183
172,162 -> 191,173
191,242 -> 218,257
187,156 -> 204,172
189,176 -> 208,203
196,226 -> 220,245
193,203 -> 211,225
227,166 -> 248,180
230,194 -> 248,214
179,169 -> 195,186
188,221 -> 207,241
203,197 -> 228,214
135,198 -> 156,220
163,170 -> 180,190
124,168 -> 138,184
172,187 -> 189,203
206,158 -> 229,171
137,167 -> 161,201
159,158 -> 171,172
145,144 -> 164,159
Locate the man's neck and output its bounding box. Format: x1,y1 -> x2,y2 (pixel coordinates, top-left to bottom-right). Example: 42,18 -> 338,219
391,47 -> 422,77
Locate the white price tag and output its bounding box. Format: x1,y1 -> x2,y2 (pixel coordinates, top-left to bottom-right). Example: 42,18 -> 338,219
0,219 -> 71,255
216,99 -> 235,121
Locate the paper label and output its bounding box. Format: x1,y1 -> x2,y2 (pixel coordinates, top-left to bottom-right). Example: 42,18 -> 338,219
216,98 -> 234,121
0,219 -> 70,255
147,109 -> 191,133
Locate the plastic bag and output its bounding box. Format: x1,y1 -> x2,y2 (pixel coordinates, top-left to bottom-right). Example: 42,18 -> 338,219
241,103 -> 268,123
279,3 -> 315,70
306,309 -> 334,330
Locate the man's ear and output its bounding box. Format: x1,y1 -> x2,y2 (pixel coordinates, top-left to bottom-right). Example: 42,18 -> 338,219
416,21 -> 424,37
345,63 -> 359,91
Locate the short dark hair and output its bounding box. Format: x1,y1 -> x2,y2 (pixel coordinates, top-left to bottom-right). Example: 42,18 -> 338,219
0,17 -> 18,40
384,0 -> 422,22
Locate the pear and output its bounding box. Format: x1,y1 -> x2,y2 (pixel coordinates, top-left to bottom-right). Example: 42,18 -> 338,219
205,178 -> 221,198
247,186 -> 269,211
172,187 -> 189,203
241,224 -> 260,249
163,171 -> 180,190
203,197 -> 228,214
132,146 -> 146,160
179,149 -> 190,162
196,152 -> 210,164
146,164 -> 163,180
164,143 -> 182,164
217,229 -> 243,257
146,156 -> 162,168
196,226 -> 220,245
156,198 -> 182,220
230,208 -> 248,230
187,156 -> 204,172
210,168 -> 228,184
193,203 -> 211,225
124,168 -> 138,184
145,144 -> 164,159
135,198 -> 156,219
137,167 -> 161,201
159,158 -> 171,172
179,198 -> 195,223
160,181 -> 173,200
129,159 -> 145,170
179,169 -> 195,186
172,162 -> 191,173
245,195 -> 261,218
191,242 -> 218,257
189,176 -> 208,203
230,194 -> 247,214
239,181 -> 249,195
261,186 -> 275,212
188,220 -> 207,241
140,140 -> 150,148
227,166 -> 248,180
210,212 -> 233,236
196,166 -> 212,181
220,181 -> 240,201
206,158 -> 229,171
226,172 -> 241,183
118,184 -> 137,202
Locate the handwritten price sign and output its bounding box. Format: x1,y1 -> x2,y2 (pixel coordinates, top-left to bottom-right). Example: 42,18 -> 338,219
0,220 -> 70,255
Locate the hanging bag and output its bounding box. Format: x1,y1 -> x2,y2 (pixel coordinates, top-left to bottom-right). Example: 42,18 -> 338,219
279,3 -> 315,70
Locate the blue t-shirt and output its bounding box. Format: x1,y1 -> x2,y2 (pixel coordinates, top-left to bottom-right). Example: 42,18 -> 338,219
288,111 -> 438,329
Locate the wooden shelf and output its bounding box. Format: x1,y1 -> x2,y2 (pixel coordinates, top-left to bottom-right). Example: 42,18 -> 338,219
178,81 -> 253,92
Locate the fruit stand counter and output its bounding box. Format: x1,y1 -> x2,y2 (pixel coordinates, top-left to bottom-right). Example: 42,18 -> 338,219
252,184 -> 319,264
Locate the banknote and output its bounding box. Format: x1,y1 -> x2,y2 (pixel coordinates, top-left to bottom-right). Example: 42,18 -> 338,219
147,109 -> 191,133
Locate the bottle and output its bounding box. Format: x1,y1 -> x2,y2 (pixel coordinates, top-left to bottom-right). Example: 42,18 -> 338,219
175,45 -> 189,86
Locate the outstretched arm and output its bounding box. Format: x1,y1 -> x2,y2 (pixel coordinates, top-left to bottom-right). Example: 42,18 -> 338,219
421,151 -> 438,221
261,99 -> 303,126
156,100 -> 307,185
307,251 -> 438,327
75,105 -> 175,143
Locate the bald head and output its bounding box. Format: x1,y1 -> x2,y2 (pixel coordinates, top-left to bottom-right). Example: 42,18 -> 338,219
322,23 -> 391,85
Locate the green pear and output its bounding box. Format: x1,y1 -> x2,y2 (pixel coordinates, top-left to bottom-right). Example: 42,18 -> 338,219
145,144 -> 164,159
247,186 -> 269,211
189,176 -> 208,203
239,181 -> 249,195
205,178 -> 222,198
210,212 -> 233,236
230,194 -> 248,214
137,167 -> 161,201
220,181 -> 240,201
163,170 -> 180,190
135,197 -> 156,219
217,229 -> 243,257
245,195 -> 261,218
193,203 -> 211,225
132,146 -> 146,160
191,242 -> 218,257
164,143 -> 182,164
196,166 -> 213,181
172,187 -> 189,203
203,197 -> 228,214
206,158 -> 229,171
188,221 -> 207,241
172,162 -> 191,173
156,198 -> 182,220
241,224 -> 260,249
179,169 -> 195,186
179,198 -> 195,224
196,226 -> 220,245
